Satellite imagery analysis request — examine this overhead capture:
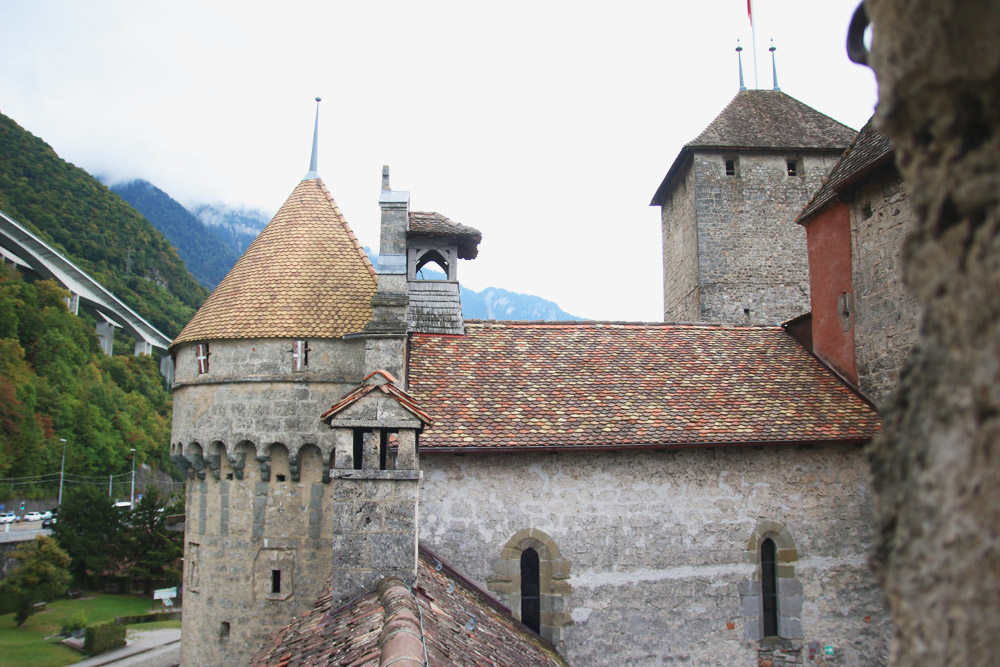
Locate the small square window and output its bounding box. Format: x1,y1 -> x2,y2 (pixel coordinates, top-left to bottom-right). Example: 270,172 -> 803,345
786,157 -> 803,177
196,343 -> 210,374
725,159 -> 737,176
292,340 -> 309,372
220,621 -> 230,640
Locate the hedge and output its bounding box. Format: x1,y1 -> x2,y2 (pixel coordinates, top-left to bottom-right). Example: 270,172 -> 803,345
84,621 -> 126,655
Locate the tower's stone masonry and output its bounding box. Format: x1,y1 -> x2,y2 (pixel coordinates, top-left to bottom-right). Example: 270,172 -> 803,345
663,151 -> 841,324
849,171 -> 919,405
171,336 -> 368,665
660,164 -> 700,321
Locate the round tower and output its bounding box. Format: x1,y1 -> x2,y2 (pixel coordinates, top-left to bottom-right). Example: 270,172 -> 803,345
169,109 -> 378,664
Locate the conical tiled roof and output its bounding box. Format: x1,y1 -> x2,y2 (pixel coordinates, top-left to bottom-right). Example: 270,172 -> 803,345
171,178 -> 376,347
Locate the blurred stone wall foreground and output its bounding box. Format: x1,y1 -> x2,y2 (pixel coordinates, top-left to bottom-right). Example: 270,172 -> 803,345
865,0 -> 1000,664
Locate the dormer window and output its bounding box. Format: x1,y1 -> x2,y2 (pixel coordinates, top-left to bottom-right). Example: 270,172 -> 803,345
196,343 -> 210,374
292,340 -> 309,371
724,156 -> 740,177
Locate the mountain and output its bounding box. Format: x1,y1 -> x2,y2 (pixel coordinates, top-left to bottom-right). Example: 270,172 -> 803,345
189,203 -> 269,256
0,112 -> 198,486
461,285 -> 581,321
0,112 -> 207,337
395,259 -> 582,321
109,180 -> 242,289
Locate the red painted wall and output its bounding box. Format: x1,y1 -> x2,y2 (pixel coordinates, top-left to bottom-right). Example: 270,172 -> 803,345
803,202 -> 857,386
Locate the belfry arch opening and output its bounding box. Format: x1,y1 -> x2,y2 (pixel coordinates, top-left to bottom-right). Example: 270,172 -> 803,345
414,249 -> 449,280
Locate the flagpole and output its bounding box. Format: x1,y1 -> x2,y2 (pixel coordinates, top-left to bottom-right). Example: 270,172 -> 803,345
750,0 -> 758,89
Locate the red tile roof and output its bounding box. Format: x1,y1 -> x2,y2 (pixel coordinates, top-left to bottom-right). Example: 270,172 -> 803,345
407,321 -> 880,451
250,549 -> 567,667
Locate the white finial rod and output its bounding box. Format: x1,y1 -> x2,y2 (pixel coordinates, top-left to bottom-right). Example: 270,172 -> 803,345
769,40 -> 780,92
736,40 -> 747,92
304,97 -> 321,180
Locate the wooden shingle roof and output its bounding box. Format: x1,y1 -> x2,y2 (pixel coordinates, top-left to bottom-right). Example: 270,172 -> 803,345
650,90 -> 857,205
408,321 -> 881,451
409,211 -> 482,259
171,178 -> 376,347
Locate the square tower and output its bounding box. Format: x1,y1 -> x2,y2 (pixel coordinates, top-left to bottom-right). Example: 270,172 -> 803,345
650,91 -> 857,324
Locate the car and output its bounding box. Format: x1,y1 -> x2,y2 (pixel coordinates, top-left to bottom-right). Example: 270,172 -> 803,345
0,511 -> 16,524
42,515 -> 57,529
23,511 -> 43,522
40,510 -> 53,520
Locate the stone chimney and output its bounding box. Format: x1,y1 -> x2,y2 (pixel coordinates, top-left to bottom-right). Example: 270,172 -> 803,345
321,370 -> 431,607
360,166 -> 410,381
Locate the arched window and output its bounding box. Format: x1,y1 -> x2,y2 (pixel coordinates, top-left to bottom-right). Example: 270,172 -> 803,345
521,547 -> 541,633
489,529 -> 573,644
761,538 -> 779,637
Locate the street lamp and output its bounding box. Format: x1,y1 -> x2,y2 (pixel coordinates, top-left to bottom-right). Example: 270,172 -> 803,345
58,438 -> 67,507
130,448 -> 136,510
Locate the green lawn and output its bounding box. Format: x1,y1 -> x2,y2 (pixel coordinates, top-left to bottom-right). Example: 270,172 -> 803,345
0,593 -> 154,666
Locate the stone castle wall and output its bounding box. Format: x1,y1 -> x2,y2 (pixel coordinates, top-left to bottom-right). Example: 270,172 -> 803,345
849,168 -> 920,406
681,151 -> 841,324
419,445 -> 890,667
171,337 -> 367,665
661,161 -> 701,321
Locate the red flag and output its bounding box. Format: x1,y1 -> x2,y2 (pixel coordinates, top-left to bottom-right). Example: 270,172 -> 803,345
748,0 -> 753,25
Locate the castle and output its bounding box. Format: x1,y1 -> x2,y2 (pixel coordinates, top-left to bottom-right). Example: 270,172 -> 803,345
170,92 -> 909,665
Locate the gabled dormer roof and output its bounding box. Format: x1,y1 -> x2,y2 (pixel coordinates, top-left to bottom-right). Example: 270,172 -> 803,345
650,90 -> 857,205
320,370 -> 433,427
171,177 -> 376,347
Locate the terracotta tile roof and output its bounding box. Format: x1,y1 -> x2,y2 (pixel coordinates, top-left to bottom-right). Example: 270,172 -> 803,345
407,321 -> 881,451
651,91 -> 857,205
250,549 -> 567,667
320,370 -> 434,426
171,178 -> 376,347
797,117 -> 895,224
409,211 -> 481,260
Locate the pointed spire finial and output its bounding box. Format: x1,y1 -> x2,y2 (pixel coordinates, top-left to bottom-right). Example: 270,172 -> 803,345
304,97 -> 321,180
382,165 -> 390,191
736,40 -> 747,92
769,39 -> 780,92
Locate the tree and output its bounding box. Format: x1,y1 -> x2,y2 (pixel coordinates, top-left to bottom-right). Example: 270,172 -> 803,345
52,485 -> 124,585
121,488 -> 183,592
0,535 -> 71,626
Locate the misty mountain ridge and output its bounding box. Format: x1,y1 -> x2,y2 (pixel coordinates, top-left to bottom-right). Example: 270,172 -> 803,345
189,203 -> 270,256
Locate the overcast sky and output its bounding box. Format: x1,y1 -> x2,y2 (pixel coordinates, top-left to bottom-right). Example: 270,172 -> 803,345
0,1 -> 877,321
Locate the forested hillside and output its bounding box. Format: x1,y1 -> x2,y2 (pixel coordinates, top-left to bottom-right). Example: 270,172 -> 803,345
0,269 -> 173,497
110,179 -> 242,289
0,112 -> 207,336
